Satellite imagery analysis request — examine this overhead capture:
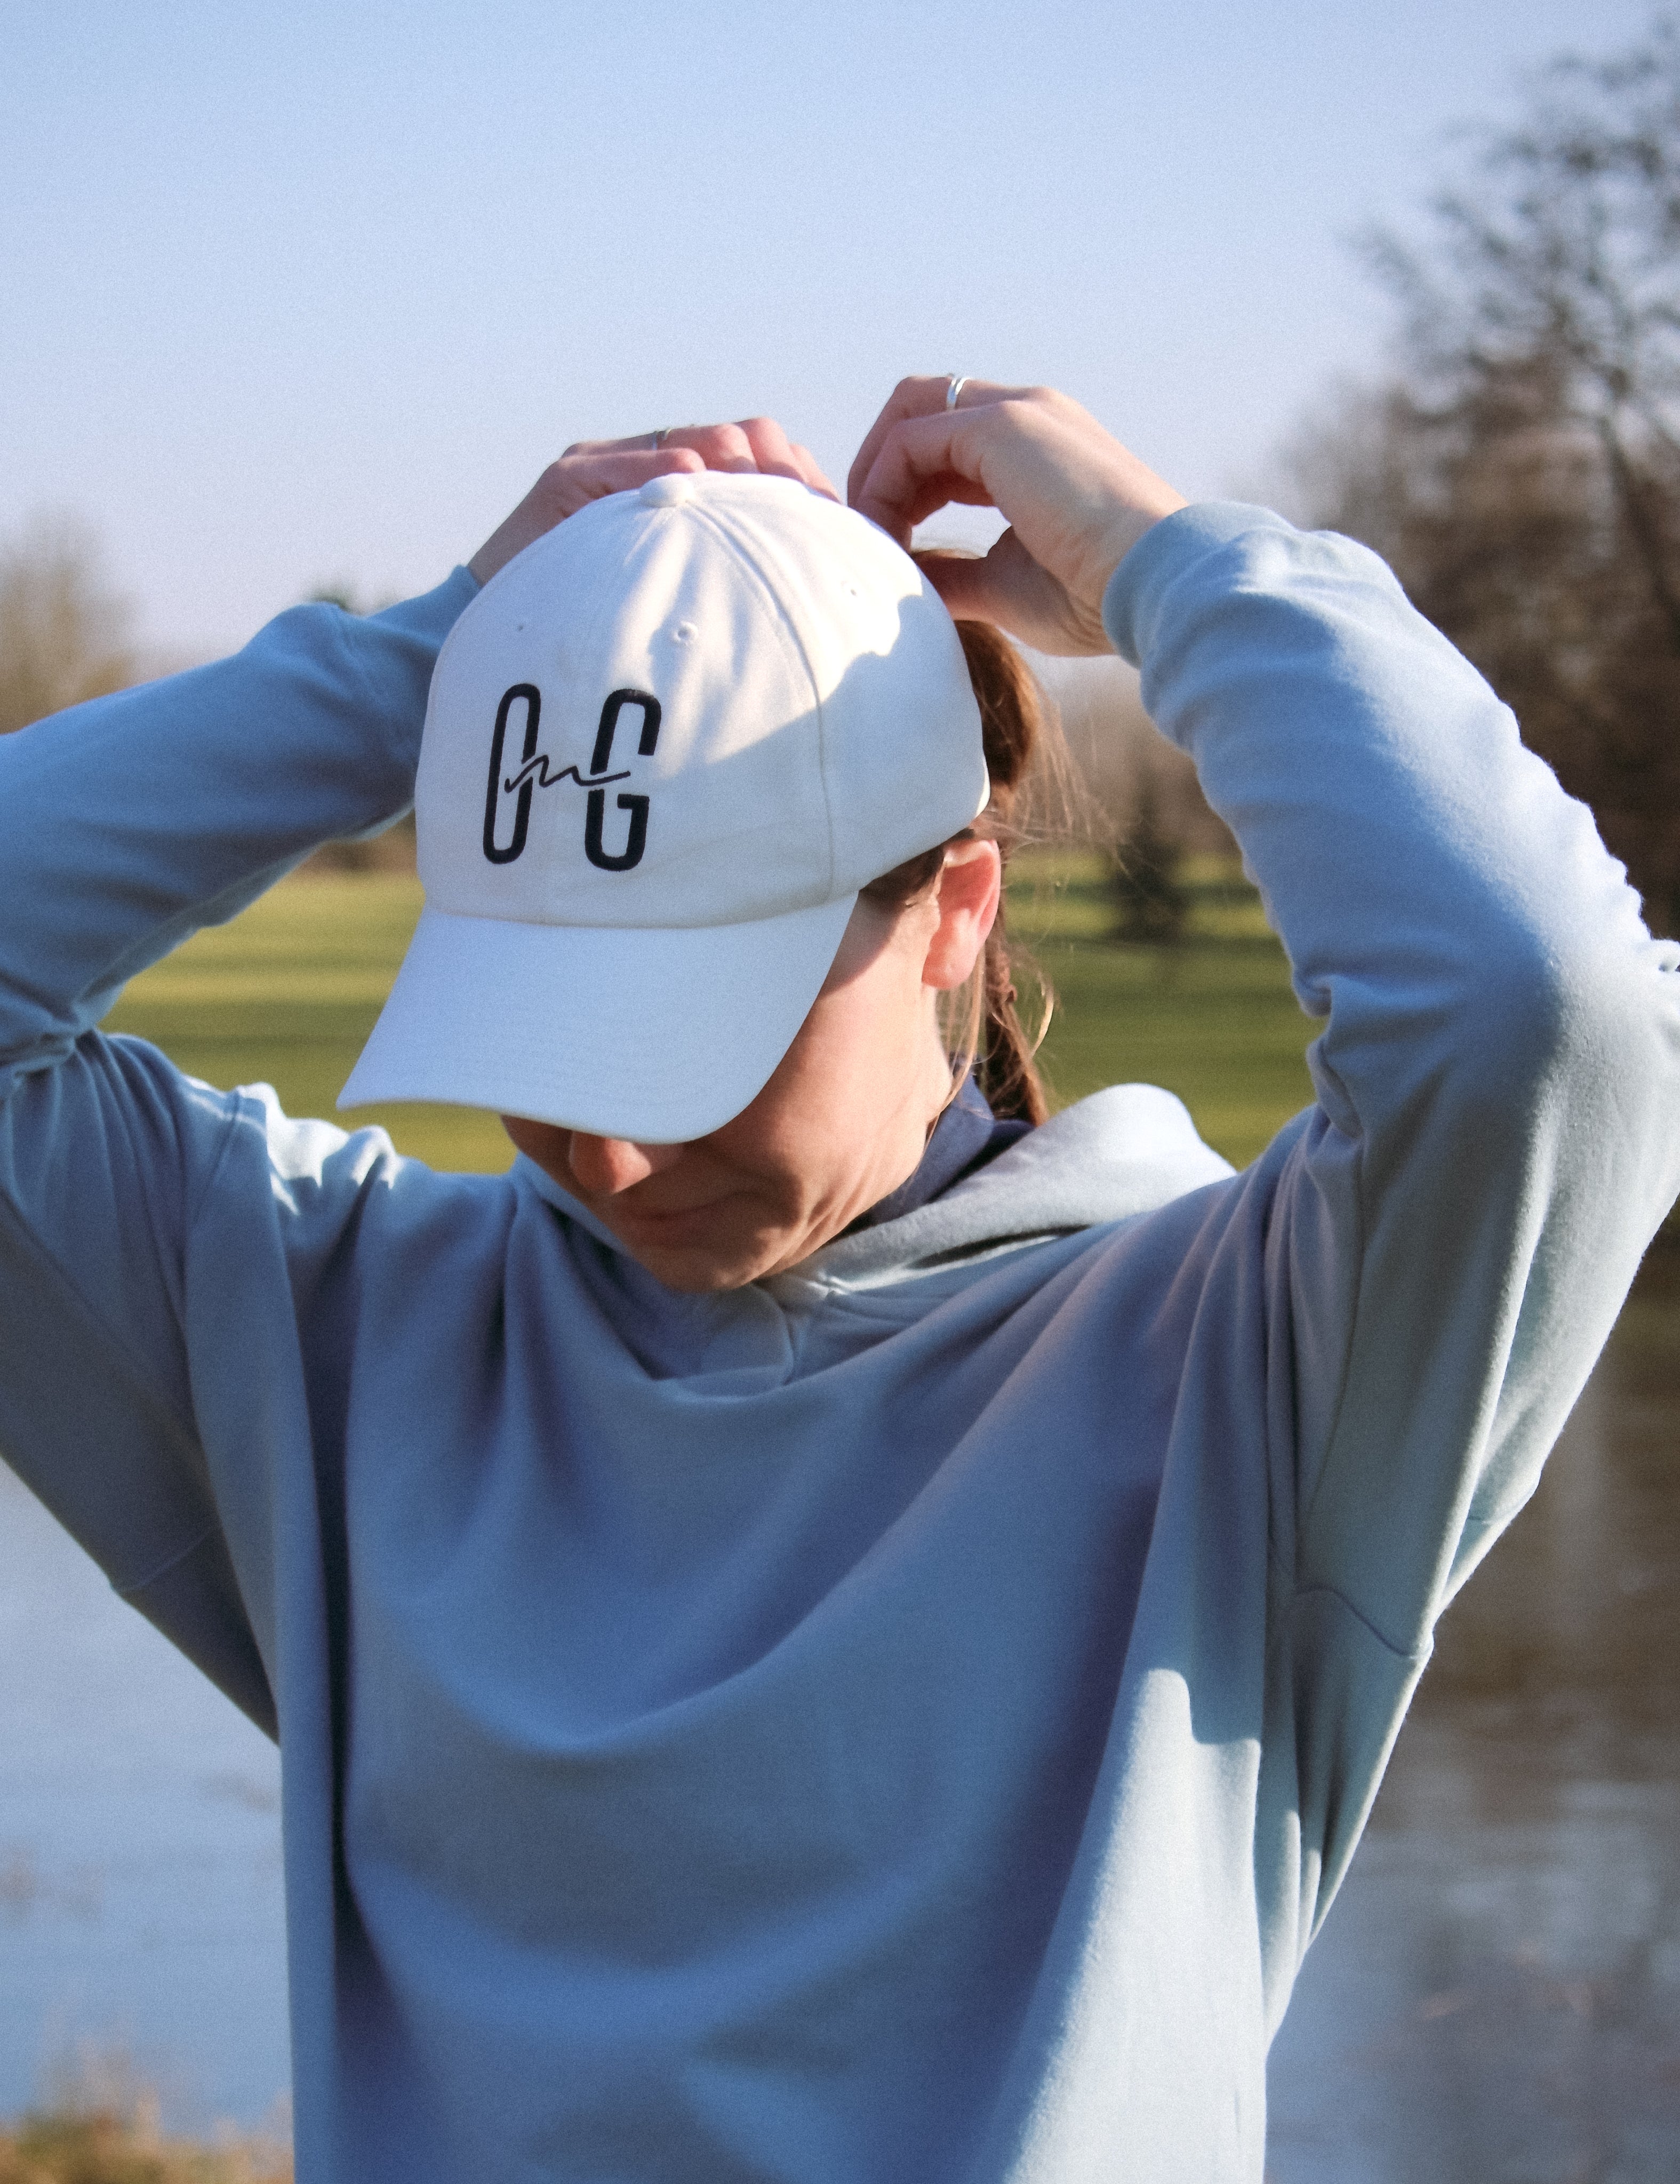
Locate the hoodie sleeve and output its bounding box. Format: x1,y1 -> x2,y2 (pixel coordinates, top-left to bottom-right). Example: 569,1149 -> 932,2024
1107,504 -> 1680,1641
1105,505 -> 1680,1950
0,571 -> 475,1726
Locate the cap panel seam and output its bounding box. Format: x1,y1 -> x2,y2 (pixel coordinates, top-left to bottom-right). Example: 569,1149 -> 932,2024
676,497 -> 837,903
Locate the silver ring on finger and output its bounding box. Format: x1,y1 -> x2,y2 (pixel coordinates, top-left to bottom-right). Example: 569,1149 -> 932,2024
650,428 -> 668,451
945,376 -> 969,412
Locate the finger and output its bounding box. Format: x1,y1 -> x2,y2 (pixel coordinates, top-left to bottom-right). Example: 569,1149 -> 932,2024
563,431 -> 668,458
544,448 -> 705,516
846,375 -> 1021,509
565,424 -> 763,468
914,536 -> 1051,632
728,418 -> 841,501
912,549 -> 997,622
851,408 -> 1001,546
726,417 -> 839,500
788,442 -> 841,501
846,376 -> 962,508
562,421 -> 839,497
731,416 -> 806,480
916,535 -> 1107,657
468,447 -> 705,586
661,423 -> 759,473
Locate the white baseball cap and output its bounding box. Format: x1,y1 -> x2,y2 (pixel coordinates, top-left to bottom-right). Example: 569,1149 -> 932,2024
338,471 -> 989,1142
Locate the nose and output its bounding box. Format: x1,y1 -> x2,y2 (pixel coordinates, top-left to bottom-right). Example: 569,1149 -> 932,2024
566,1132 -> 684,1196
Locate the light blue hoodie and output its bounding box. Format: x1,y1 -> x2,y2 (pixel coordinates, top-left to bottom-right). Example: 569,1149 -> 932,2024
1,505 -> 1675,2182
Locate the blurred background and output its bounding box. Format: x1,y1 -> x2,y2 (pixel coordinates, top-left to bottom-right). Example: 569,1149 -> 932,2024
2,3 -> 1678,2177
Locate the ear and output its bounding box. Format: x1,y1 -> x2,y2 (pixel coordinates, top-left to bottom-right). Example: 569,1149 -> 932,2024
921,838 -> 1002,991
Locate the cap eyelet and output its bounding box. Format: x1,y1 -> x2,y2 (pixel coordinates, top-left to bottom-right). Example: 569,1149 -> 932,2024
639,474 -> 698,508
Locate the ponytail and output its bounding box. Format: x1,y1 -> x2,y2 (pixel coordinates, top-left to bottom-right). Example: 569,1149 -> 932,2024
954,621 -> 1052,1126
859,621 -> 1055,1127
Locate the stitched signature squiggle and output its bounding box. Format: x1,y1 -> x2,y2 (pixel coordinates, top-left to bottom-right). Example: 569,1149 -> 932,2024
501,756 -> 631,794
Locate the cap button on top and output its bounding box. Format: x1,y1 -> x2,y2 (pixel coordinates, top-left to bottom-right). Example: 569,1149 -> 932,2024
639,473 -> 698,508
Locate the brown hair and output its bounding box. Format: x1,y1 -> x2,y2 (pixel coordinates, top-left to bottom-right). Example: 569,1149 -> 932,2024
858,621 -> 1054,1126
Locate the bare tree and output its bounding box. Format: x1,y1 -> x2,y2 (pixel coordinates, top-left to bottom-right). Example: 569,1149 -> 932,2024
0,515 -> 138,735
1286,15 -> 1680,935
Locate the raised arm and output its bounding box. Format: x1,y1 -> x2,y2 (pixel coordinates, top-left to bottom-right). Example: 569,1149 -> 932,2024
852,372 -> 1680,1643
0,570 -> 484,1727
0,579 -> 471,1090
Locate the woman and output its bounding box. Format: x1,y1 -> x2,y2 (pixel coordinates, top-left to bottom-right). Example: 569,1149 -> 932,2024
1,379 -> 1674,2182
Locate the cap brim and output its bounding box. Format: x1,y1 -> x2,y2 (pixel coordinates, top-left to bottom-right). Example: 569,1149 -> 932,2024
337,893 -> 859,1143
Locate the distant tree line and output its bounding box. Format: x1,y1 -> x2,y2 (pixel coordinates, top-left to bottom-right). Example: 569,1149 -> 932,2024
0,516 -> 137,735
1285,13 -> 1680,937
0,537 -> 414,874
1029,654 -> 1236,944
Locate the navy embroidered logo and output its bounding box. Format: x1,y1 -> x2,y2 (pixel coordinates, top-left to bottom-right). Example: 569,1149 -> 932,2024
482,686 -> 662,871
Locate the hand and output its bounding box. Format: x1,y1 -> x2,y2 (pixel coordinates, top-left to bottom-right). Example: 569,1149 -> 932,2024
846,378 -> 1186,656
468,419 -> 838,588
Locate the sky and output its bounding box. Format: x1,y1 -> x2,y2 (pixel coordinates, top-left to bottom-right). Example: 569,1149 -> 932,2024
1,0 -> 1660,657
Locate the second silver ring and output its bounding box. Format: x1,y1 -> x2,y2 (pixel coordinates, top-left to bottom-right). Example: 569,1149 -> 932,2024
945,376 -> 970,412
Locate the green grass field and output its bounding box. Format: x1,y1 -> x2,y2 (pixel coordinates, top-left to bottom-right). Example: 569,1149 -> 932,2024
103,856 -> 1318,1175
105,872 -> 512,1173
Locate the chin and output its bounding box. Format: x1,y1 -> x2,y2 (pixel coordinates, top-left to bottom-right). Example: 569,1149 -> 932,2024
601,1202 -> 830,1294
627,1244 -> 778,1295
606,1220 -> 789,1295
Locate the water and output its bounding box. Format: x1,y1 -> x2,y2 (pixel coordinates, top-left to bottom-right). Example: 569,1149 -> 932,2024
0,1469 -> 287,2131
1,1273 -> 1676,2171
1270,1265 -> 1680,2179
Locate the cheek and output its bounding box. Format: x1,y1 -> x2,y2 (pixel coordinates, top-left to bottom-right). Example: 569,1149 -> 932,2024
755,997 -> 888,1133
727,976 -> 925,1187
819,961 -> 932,1094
